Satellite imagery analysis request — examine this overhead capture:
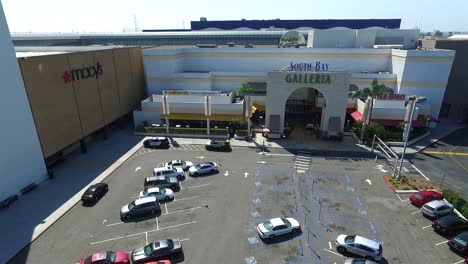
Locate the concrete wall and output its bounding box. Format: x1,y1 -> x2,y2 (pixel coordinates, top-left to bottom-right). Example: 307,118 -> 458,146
19,47 -> 146,158
0,2 -> 47,201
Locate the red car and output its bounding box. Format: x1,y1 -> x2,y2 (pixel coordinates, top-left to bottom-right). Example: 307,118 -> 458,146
144,261 -> 171,264
80,251 -> 129,264
409,190 -> 443,207
464,257 -> 467,264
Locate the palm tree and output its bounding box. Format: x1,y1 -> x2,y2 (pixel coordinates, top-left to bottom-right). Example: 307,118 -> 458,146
351,79 -> 394,140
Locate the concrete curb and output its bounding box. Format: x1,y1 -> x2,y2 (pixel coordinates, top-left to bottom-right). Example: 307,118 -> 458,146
7,137 -> 147,263
383,175 -> 397,193
395,190 -> 420,194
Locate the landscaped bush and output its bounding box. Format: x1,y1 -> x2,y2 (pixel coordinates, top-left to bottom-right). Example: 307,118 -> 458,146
136,126 -> 227,136
443,189 -> 468,219
236,130 -> 249,137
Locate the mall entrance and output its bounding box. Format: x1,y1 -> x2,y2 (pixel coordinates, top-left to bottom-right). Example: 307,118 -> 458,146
284,87 -> 323,139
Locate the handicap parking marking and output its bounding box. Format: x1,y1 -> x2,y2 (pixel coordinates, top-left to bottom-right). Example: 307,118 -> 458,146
245,256 -> 257,264
248,236 -> 259,244
250,211 -> 260,218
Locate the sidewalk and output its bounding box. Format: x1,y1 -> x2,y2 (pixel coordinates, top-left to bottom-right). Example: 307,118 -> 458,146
0,124 -> 145,264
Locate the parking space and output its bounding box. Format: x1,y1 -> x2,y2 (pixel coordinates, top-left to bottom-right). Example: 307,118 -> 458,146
8,142 -> 467,264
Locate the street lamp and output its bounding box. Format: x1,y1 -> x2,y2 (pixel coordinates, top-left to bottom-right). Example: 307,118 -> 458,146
395,95 -> 427,180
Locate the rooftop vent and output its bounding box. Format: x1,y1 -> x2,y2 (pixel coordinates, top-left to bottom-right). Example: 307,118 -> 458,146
196,44 -> 218,48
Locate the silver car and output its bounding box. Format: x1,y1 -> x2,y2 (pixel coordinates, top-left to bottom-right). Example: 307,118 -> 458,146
153,167 -> 185,180
421,200 -> 454,218
120,196 -> 160,220
139,187 -> 174,201
165,160 -> 194,171
335,234 -> 383,261
343,258 -> 379,264
188,162 -> 218,176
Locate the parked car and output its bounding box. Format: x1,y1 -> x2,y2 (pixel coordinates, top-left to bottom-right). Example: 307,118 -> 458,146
188,162 -> 218,177
465,257 -> 468,264
153,167 -> 185,180
120,196 -> 160,220
205,139 -> 230,150
164,160 -> 194,171
144,176 -> 180,191
433,215 -> 468,235
335,234 -> 383,261
409,190 -> 443,207
79,251 -> 129,264
421,200 -> 455,218
139,187 -> 174,201
448,231 -> 468,255
256,217 -> 300,239
144,261 -> 171,264
144,137 -> 169,148
81,183 -> 108,204
130,239 -> 182,263
343,258 -> 379,264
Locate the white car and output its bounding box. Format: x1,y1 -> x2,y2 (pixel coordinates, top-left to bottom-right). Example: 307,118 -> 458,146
164,160 -> 194,171
153,167 -> 185,180
421,200 -> 454,218
335,234 -> 383,261
139,187 -> 174,201
256,217 -> 300,239
188,162 -> 218,176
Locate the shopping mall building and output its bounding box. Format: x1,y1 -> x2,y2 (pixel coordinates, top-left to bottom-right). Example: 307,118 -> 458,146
135,28 -> 455,136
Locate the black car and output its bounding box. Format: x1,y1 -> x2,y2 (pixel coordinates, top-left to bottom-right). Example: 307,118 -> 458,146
205,139 -> 230,151
143,137 -> 170,148
448,231 -> 468,254
144,176 -> 180,191
131,239 -> 182,263
81,183 -> 108,203
432,215 -> 468,235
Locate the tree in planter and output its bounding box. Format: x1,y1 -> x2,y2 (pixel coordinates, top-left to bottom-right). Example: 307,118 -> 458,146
234,83 -> 254,97
351,79 -> 394,140
362,122 -> 389,144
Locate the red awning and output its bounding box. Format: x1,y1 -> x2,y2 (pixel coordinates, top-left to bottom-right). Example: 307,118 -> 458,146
346,108 -> 356,114
350,111 -> 363,121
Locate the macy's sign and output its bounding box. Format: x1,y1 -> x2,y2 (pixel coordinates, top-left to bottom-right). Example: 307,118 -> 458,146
63,62 -> 103,83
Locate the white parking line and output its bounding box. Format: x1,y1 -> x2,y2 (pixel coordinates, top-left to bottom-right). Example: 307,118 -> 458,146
453,260 -> 465,264
295,160 -> 310,164
174,195 -> 205,202
395,193 -> 409,202
184,183 -> 211,190
180,237 -> 191,242
187,145 -> 195,151
156,217 -> 159,230
106,222 -> 124,227
435,240 -> 448,246
422,225 -> 432,229
91,221 -> 197,245
162,206 -> 202,216
145,232 -> 148,245
411,211 -> 421,214
165,203 -> 168,214
328,241 -> 332,250
323,249 -> 343,257
411,164 -> 430,180
296,156 -> 311,160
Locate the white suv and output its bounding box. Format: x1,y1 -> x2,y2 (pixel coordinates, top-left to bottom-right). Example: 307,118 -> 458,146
421,200 -> 454,218
335,234 -> 383,261
153,167 -> 185,180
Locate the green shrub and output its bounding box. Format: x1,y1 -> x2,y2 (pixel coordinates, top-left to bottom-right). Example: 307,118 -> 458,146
443,189 -> 468,217
236,130 -> 249,137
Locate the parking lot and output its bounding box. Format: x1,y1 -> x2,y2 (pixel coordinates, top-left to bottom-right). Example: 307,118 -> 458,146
8,141 -> 467,264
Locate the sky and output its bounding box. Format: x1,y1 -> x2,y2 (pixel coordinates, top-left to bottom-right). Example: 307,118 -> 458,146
1,0 -> 468,33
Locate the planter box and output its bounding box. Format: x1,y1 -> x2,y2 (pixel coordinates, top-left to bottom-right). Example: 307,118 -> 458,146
134,132 -> 228,139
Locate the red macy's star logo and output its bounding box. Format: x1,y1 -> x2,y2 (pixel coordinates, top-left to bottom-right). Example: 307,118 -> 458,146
63,71 -> 72,83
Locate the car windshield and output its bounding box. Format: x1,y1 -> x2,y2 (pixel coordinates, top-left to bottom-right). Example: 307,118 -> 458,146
160,188 -> 166,194
344,235 -> 356,244
128,201 -> 136,210
167,239 -> 174,248
415,193 -> 426,199
181,161 -> 186,165
82,256 -> 93,264
172,168 -> 177,172
354,260 -> 366,264
453,235 -> 468,246
281,218 -> 291,227
107,252 -> 116,261
263,221 -> 273,230
423,204 -> 435,211
144,245 -> 153,256
142,190 -> 148,196
165,176 -> 170,181
168,161 -> 173,165
195,164 -> 202,169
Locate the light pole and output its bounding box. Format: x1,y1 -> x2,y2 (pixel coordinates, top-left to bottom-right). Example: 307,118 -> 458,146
395,96 -> 426,180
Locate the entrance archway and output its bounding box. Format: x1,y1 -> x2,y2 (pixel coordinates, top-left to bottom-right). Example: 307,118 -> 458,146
284,87 -> 325,138
266,71 -> 350,137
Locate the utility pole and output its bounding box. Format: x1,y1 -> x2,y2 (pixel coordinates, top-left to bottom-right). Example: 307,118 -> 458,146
396,96 -> 417,180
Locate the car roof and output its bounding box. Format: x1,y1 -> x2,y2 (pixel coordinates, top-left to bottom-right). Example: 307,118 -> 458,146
354,235 -> 382,249
426,200 -> 450,208
146,176 -> 165,181
135,196 -> 157,205
455,231 -> 468,240
269,218 -> 286,226
200,162 -> 214,166
151,137 -> 167,140
419,190 -> 438,196
437,215 -> 465,225
146,187 -> 161,193
91,252 -> 107,261
154,167 -> 172,172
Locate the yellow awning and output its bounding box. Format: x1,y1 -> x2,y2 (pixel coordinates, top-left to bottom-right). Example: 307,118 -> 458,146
253,103 -> 266,112
164,113 -> 244,121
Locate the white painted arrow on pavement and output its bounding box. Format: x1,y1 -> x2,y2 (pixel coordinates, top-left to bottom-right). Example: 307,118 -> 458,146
135,167 -> 141,172
244,172 -> 249,178
365,179 -> 373,185
196,156 -> 204,159
224,171 -> 229,177
257,161 -> 266,164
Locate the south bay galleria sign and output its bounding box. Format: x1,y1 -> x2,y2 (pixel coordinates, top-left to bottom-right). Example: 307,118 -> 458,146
285,73 -> 331,84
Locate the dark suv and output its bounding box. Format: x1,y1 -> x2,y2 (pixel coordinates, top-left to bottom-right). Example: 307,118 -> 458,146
144,176 -> 180,191
205,139 -> 230,151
